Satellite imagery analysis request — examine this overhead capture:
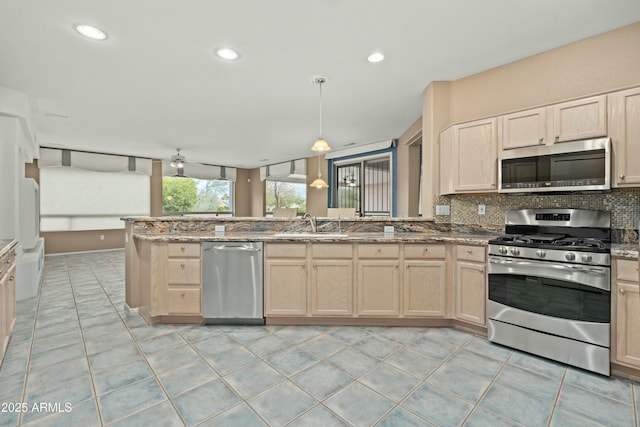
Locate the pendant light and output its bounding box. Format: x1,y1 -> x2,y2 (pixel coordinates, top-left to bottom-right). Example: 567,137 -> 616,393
310,76 -> 330,189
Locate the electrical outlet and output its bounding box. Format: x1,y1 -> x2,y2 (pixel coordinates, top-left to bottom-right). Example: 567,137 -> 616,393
384,226 -> 394,234
99,234 -> 105,240
436,205 -> 451,216
478,204 -> 486,215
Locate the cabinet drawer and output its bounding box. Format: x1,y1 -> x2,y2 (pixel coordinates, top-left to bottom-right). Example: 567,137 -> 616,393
616,259 -> 639,282
404,244 -> 446,259
312,243 -> 353,259
265,243 -> 307,258
167,259 -> 201,284
358,244 -> 400,259
167,288 -> 201,314
168,243 -> 201,258
456,245 -> 486,263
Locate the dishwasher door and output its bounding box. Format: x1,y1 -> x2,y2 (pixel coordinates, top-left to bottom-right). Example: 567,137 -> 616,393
202,242 -> 264,324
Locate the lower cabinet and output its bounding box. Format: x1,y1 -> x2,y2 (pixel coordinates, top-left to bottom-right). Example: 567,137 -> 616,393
403,244 -> 446,317
613,258 -> 640,368
310,244 -> 353,316
454,245 -> 487,326
1,244 -> 17,364
357,244 -> 401,316
264,244 -> 308,316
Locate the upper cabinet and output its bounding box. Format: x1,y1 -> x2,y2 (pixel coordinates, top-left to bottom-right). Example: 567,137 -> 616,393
441,117 -> 498,194
553,95 -> 607,143
609,87 -> 640,187
500,107 -> 548,150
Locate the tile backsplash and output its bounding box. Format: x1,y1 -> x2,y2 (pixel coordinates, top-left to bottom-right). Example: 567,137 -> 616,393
435,188 -> 640,243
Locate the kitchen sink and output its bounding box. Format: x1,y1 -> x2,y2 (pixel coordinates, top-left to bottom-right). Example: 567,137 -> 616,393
273,232 -> 348,238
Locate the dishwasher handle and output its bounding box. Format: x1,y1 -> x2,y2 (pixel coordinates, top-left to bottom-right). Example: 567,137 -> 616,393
204,243 -> 262,252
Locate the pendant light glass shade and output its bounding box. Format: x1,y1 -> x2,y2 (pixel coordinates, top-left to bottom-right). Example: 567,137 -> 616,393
311,138 -> 330,152
310,177 -> 329,188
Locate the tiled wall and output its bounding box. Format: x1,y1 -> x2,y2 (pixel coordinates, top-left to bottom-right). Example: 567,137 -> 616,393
435,188 -> 640,243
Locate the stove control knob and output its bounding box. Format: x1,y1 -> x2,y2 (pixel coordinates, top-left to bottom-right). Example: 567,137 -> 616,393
498,247 -> 508,255
565,252 -> 576,261
509,248 -> 520,256
536,250 -> 546,258
581,254 -> 593,263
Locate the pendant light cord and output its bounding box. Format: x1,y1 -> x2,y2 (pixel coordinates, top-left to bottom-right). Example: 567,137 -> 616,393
318,80 -> 323,138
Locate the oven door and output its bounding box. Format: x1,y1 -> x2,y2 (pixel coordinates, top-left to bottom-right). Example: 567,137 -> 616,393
487,255 -> 610,347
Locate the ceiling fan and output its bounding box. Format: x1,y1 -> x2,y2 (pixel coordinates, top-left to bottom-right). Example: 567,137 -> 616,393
170,148 -> 186,168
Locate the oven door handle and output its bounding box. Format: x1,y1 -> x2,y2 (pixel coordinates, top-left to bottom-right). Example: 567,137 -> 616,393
487,256 -> 610,291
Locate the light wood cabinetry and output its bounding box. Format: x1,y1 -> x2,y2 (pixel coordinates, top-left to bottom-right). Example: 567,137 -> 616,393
552,95 -> 607,143
609,87 -> 640,187
403,244 -> 446,317
440,118 -> 498,194
264,243 -> 308,316
310,244 -> 353,316
500,107 -> 548,149
0,244 -> 17,364
454,245 -> 486,326
357,244 -> 401,316
613,258 -> 640,368
166,243 -> 202,315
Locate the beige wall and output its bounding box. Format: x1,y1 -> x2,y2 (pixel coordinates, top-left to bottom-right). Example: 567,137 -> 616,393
396,117 -> 422,217
422,21 -> 640,219
306,155 -> 329,216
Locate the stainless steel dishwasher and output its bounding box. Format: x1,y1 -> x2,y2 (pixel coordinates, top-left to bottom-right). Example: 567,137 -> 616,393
202,242 -> 264,324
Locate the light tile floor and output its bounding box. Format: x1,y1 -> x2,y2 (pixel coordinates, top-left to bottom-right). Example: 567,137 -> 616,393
0,250 -> 639,427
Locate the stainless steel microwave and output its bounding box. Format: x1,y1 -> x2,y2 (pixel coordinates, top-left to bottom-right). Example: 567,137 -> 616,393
499,138 -> 611,193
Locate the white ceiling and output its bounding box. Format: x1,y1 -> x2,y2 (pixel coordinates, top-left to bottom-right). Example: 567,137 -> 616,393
1,1 -> 640,169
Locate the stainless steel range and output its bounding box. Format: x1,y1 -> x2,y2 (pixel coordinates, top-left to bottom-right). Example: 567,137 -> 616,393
487,208 -> 611,375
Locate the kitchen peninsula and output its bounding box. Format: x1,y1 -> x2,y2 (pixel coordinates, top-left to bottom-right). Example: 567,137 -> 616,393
123,217 -> 497,334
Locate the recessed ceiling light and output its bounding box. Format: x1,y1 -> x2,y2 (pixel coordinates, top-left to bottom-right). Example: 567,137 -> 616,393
75,25 -> 107,41
367,52 -> 385,63
216,48 -> 240,61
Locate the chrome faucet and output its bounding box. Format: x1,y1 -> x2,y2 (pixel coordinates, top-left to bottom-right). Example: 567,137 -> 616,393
303,213 -> 317,233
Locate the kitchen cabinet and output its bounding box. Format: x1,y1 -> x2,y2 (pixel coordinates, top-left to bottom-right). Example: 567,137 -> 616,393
0,244 -> 16,364
403,244 -> 446,317
357,244 -> 401,316
552,95 -> 607,143
310,244 -> 354,316
441,117 -> 498,194
264,243 -> 308,316
613,258 -> 640,368
609,87 -> 640,187
454,245 -> 486,326
500,107 -> 548,150
166,243 -> 202,315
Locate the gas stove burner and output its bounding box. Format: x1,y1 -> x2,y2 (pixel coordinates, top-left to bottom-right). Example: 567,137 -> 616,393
516,234 -> 567,244
552,237 -> 607,249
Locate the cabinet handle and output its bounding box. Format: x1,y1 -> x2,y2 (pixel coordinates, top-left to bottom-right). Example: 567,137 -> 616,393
555,135 -> 560,140
5,259 -> 10,264
619,288 -> 625,295
9,275 -> 14,281
181,292 -> 186,297
180,263 -> 185,268
181,246 -> 186,251
467,249 -> 473,254
377,248 -> 382,253
538,137 -> 544,143
619,174 -> 625,180
479,269 -> 484,273
423,248 -> 429,253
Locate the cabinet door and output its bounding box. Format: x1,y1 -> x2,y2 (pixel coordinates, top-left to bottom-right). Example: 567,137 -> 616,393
455,261 -> 486,326
553,95 -> 607,143
264,260 -> 308,316
614,281 -> 640,368
0,273 -> 6,358
357,260 -> 400,316
167,259 -> 201,285
453,118 -> 498,192
311,260 -> 353,316
609,87 -> 640,187
5,266 -> 15,335
167,288 -> 202,315
403,260 -> 446,317
501,107 -> 547,149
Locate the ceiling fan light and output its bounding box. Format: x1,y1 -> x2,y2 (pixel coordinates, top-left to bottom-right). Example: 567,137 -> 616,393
75,25 -> 107,40
311,138 -> 331,152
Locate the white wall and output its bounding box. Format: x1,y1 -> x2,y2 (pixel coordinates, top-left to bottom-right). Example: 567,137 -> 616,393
0,116 -> 18,240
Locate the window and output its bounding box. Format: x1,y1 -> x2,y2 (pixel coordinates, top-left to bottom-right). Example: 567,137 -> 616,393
162,177 -> 232,215
327,140 -> 396,217
39,149 -> 151,231
265,180 -> 306,215
260,159 -> 307,215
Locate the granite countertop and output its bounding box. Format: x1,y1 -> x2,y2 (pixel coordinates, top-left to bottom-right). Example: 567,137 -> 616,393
0,239 -> 18,258
611,243 -> 639,260
133,230 -> 497,245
